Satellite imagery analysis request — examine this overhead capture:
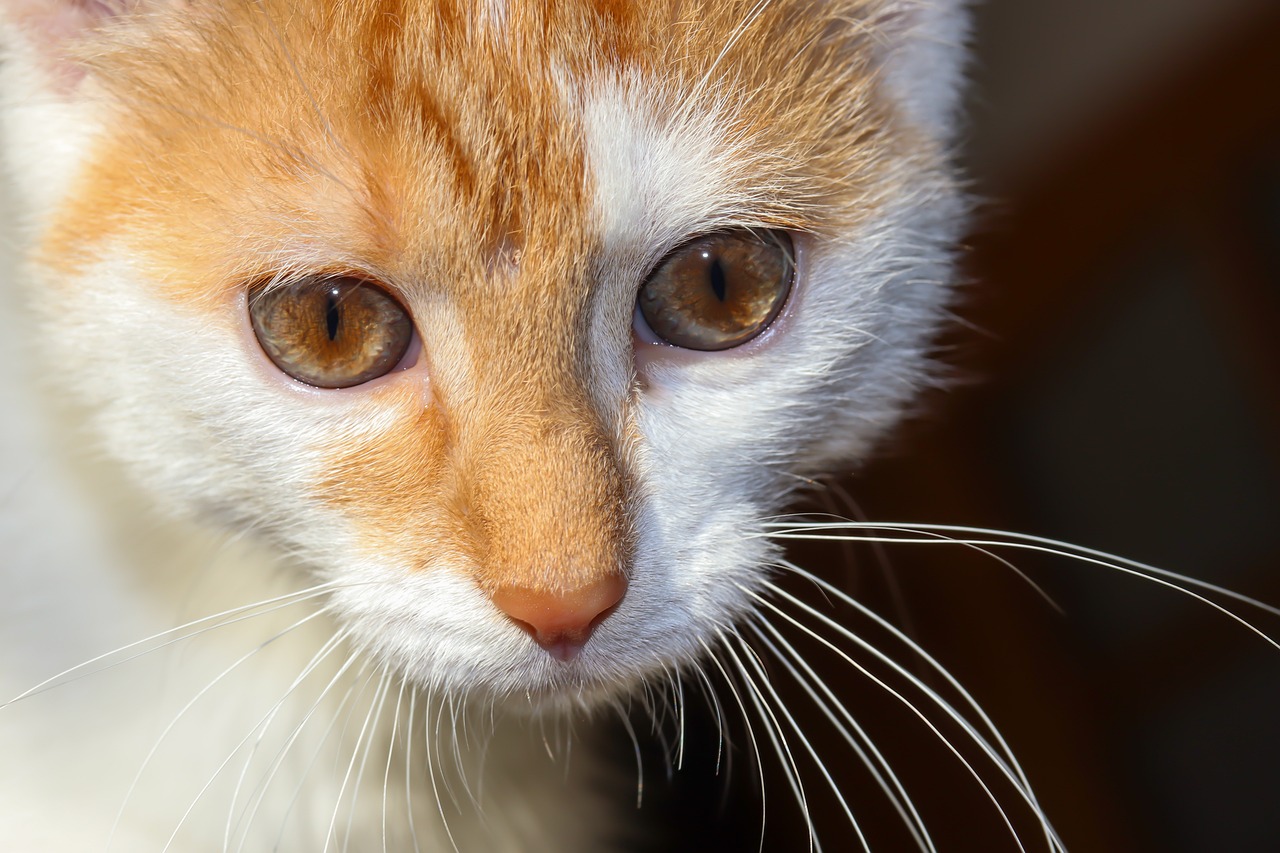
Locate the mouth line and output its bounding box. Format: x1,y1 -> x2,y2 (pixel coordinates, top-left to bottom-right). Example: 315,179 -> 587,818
492,664 -> 642,715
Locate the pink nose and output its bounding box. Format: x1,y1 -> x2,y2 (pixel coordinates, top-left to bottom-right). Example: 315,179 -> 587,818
491,573 -> 627,662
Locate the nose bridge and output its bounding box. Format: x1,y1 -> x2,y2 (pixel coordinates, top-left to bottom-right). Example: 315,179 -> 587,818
459,367 -> 633,597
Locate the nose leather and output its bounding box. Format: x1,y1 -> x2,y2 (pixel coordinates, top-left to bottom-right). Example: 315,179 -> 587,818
491,573 -> 627,661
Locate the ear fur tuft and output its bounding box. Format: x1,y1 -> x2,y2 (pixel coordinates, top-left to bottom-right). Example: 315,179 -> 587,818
877,0 -> 970,139
2,1 -> 130,42
0,1 -> 169,93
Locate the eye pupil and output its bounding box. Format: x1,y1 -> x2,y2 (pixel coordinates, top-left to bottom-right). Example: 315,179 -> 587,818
709,258 -> 727,303
325,291 -> 341,341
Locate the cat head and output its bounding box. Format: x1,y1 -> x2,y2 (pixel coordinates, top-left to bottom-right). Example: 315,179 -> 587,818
0,0 -> 966,709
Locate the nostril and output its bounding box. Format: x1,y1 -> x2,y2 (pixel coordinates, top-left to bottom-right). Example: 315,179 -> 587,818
505,615 -> 540,641
587,597 -> 622,632
491,572 -> 627,661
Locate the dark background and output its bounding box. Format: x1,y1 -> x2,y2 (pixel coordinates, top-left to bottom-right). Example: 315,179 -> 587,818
648,2 -> 1280,850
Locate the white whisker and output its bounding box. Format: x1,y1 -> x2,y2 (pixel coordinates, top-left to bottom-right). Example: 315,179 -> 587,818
764,522 -> 1280,648
692,0 -> 775,99
776,561 -> 1042,807
674,667 -> 688,772
253,647 -> 369,853
342,665 -> 394,851
700,638 -> 769,852
432,690 -> 465,814
324,664 -> 390,853
749,618 -> 935,853
688,660 -> 730,778
421,689 -> 461,853
642,668 -> 678,781
382,675 -> 409,853
718,632 -> 818,853
745,583 -> 1052,853
222,627 -> 351,851
4,584 -> 342,709
109,607 -> 328,853
404,686 -> 424,853
736,627 -> 871,853
610,697 -> 645,809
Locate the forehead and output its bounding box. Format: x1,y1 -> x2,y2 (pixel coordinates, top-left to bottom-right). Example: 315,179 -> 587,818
48,0 -> 892,304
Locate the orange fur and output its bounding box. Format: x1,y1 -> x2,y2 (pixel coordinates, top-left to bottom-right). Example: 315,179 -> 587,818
39,0 -> 908,594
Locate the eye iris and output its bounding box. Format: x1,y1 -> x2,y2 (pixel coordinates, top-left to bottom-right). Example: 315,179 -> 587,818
249,277 -> 413,388
638,230 -> 793,351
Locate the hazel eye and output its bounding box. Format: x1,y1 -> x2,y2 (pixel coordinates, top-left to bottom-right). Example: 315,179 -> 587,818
637,230 -> 794,351
249,276 -> 414,388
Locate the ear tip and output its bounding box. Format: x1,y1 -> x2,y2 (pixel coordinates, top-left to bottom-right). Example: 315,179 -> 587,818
874,0 -> 971,140
0,1 -> 121,94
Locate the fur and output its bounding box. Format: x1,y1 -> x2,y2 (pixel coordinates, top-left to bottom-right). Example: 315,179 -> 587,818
0,2 -> 968,849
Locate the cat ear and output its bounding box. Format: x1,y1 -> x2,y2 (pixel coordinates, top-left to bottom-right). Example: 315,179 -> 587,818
0,1 -> 175,91
875,0 -> 970,139
2,1 -> 139,47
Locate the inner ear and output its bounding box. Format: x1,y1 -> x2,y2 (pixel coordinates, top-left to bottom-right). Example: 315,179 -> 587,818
5,1 -> 132,43
1,0 -> 161,90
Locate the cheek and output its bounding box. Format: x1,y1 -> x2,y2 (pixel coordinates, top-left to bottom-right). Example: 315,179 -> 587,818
45,258 -> 431,543
309,399 -> 462,570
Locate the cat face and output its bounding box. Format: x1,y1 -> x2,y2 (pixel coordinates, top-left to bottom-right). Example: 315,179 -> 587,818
1,0 -> 965,708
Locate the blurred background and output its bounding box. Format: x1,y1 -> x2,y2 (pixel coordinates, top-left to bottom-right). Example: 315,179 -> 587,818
665,1 -> 1280,850
848,0 -> 1279,849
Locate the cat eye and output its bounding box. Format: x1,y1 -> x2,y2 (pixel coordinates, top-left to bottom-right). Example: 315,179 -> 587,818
249,276 -> 414,388
637,230 -> 794,351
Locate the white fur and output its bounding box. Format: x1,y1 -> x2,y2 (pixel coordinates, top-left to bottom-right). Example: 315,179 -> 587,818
881,0 -> 971,138
0,2 -> 969,850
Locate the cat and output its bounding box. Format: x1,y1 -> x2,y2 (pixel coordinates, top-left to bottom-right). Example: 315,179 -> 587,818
2,1 -> 1270,851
